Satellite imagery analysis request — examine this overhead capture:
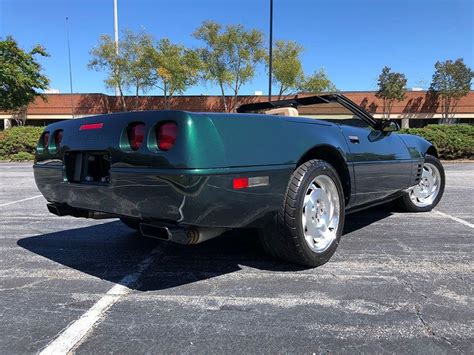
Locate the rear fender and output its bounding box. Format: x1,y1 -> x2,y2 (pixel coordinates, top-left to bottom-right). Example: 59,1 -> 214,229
209,114 -> 354,206
297,144 -> 353,206
208,114 -> 350,167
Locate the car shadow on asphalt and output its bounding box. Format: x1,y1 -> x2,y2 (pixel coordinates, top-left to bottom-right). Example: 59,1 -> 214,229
17,204 -> 393,292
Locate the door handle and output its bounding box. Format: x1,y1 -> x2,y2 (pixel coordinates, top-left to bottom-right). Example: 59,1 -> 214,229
349,135 -> 360,144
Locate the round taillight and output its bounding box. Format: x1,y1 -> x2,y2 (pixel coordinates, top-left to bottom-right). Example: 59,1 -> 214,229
128,123 -> 145,151
54,130 -> 63,149
157,122 -> 177,151
42,132 -> 50,148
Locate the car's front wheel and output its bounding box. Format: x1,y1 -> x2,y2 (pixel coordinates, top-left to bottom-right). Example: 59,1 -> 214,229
397,154 -> 445,212
259,159 -> 345,267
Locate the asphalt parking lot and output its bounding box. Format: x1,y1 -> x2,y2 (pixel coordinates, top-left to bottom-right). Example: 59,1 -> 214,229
1,162 -> 473,354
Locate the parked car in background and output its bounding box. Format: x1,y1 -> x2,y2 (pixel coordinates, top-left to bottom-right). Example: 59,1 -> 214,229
34,94 -> 445,267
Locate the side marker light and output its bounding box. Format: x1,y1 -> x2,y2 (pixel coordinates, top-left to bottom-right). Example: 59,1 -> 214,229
233,176 -> 269,190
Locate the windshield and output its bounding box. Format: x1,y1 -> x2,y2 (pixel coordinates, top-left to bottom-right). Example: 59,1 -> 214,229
253,101 -> 369,128
296,102 -> 368,128
237,94 -> 377,129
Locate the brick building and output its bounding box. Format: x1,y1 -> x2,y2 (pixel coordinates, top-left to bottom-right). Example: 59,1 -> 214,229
1,91 -> 473,129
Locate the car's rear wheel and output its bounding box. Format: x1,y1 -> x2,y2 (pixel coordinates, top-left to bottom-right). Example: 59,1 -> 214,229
259,159 -> 345,267
397,154 -> 445,212
120,217 -> 141,231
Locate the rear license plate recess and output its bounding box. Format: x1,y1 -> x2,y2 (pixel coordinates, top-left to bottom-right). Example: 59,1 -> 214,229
64,151 -> 111,184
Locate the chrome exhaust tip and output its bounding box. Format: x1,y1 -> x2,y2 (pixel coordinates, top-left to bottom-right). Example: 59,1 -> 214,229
139,223 -> 227,245
140,224 -> 172,241
46,203 -> 116,219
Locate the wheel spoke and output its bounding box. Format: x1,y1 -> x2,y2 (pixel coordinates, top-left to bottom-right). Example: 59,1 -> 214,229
303,206 -> 313,231
303,194 -> 314,208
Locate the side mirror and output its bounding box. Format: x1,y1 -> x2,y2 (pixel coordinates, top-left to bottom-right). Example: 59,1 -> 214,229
380,120 -> 400,133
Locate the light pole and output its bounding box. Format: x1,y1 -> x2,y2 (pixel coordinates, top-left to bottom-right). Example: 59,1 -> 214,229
268,0 -> 273,101
113,0 -> 120,96
66,17 -> 75,118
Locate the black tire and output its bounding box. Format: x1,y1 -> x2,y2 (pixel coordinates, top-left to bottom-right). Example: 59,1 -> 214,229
396,154 -> 445,212
259,159 -> 345,267
120,217 -> 141,231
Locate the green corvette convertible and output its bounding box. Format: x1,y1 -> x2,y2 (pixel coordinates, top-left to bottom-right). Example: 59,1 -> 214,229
34,94 -> 445,267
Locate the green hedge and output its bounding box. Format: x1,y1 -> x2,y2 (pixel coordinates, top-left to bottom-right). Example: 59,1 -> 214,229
0,126 -> 43,161
399,124 -> 474,160
0,124 -> 473,161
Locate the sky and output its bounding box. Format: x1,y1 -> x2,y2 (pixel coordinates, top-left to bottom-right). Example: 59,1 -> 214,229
0,0 -> 472,96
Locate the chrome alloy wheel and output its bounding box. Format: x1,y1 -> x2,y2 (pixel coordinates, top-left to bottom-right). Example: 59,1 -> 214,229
408,162 -> 441,207
301,175 -> 340,253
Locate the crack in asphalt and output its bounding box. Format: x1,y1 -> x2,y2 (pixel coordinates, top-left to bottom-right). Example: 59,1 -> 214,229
414,303 -> 458,351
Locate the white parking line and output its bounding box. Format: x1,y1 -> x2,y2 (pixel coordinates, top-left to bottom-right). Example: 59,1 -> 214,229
0,195 -> 42,208
39,246 -> 164,355
433,210 -> 474,229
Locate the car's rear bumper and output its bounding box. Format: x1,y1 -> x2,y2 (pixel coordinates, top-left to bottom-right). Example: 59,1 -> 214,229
33,163 -> 294,228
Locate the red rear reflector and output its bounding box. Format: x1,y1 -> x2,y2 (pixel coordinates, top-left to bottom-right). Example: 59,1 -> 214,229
42,132 -> 50,148
128,123 -> 145,151
233,177 -> 249,190
80,123 -> 103,130
157,122 -> 178,151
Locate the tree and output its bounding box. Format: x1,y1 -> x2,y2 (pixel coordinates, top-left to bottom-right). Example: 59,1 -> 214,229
429,58 -> 473,124
194,21 -> 266,111
272,40 -> 304,100
375,66 -> 407,119
194,21 -> 230,111
146,38 -> 201,109
298,68 -> 337,95
88,34 -> 128,110
0,36 -> 49,123
121,30 -> 154,110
